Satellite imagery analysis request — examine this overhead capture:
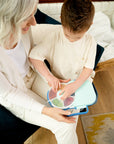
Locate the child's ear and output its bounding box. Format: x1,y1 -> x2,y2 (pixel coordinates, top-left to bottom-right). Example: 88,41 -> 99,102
60,16 -> 62,22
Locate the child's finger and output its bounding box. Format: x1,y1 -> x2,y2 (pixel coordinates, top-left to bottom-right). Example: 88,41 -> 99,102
48,82 -> 51,87
59,89 -> 64,96
52,87 -> 56,92
54,82 -> 59,92
61,95 -> 66,100
60,93 -> 68,100
58,82 -> 61,89
52,85 -> 57,92
59,79 -> 71,83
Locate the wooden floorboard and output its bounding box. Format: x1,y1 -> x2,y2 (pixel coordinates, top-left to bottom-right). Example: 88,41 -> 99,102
25,67 -> 114,144
77,67 -> 114,144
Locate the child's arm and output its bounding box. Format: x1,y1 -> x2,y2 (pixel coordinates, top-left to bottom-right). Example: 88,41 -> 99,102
60,67 -> 93,100
29,58 -> 70,92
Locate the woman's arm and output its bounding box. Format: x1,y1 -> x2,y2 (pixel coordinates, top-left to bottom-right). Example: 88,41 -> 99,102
0,72 -> 75,123
60,67 -> 93,100
0,71 -> 44,116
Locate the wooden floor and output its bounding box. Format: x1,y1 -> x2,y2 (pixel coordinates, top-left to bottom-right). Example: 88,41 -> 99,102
77,66 -> 114,144
24,66 -> 114,144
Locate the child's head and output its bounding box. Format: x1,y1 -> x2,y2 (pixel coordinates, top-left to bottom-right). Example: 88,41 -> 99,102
61,0 -> 95,42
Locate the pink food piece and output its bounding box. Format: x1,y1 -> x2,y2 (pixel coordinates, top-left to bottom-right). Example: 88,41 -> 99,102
64,97 -> 74,107
49,89 -> 57,100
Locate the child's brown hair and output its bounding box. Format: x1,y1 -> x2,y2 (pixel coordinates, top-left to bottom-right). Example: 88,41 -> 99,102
61,0 -> 95,33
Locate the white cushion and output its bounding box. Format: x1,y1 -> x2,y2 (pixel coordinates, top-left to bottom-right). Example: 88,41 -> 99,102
111,13 -> 114,29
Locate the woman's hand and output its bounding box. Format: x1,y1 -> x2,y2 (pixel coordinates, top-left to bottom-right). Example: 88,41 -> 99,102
59,82 -> 76,100
42,107 -> 76,123
47,74 -> 70,92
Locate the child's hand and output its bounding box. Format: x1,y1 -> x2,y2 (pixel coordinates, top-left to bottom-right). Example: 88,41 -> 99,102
47,75 -> 61,92
47,75 -> 70,92
59,82 -> 76,100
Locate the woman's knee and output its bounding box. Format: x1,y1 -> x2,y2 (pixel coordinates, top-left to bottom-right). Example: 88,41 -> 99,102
52,122 -> 77,144
52,122 -> 76,135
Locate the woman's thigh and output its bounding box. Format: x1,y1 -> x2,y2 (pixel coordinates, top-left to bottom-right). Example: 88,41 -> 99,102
25,105 -> 78,144
0,105 -> 39,144
31,72 -> 49,100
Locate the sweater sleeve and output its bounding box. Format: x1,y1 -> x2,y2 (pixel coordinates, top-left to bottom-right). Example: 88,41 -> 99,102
0,72 -> 45,121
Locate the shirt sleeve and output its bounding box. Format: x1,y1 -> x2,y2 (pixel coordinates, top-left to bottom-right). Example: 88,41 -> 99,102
84,35 -> 97,69
29,43 -> 50,61
0,72 -> 45,121
29,24 -> 58,61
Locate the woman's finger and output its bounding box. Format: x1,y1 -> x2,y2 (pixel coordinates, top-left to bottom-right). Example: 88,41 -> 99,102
59,109 -> 71,116
63,116 -> 76,123
49,108 -> 76,123
66,116 -> 76,121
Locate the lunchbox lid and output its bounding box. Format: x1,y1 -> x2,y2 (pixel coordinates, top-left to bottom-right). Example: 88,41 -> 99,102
47,80 -> 97,109
71,80 -> 97,109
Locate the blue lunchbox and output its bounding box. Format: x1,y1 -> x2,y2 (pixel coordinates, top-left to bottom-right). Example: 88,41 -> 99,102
47,80 -> 97,116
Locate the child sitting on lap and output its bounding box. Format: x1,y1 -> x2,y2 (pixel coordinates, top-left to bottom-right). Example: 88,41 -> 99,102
29,0 -> 96,100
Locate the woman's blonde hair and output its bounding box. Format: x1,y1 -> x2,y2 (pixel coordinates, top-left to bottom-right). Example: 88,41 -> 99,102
0,0 -> 38,49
